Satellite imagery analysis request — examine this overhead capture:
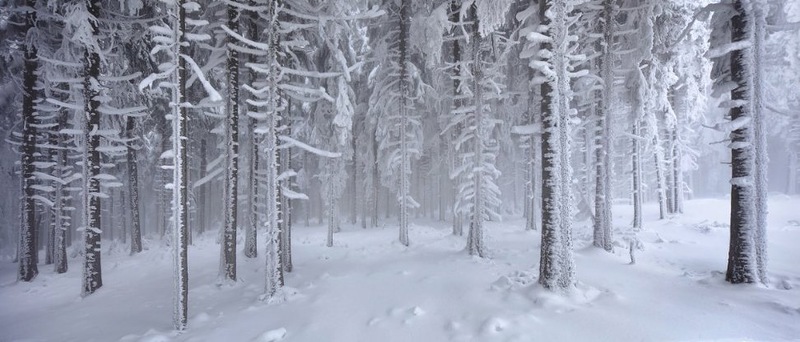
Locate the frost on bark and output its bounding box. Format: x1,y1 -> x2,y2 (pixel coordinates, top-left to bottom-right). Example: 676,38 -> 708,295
465,4 -> 485,257
127,115 -> 142,255
18,0 -> 39,282
82,0 -> 103,296
536,0 -> 576,291
54,114 -> 69,273
449,0 -> 464,237
397,0 -> 411,247
592,0 -> 613,251
245,6 -> 260,258
724,0 -> 767,284
221,3 -> 240,283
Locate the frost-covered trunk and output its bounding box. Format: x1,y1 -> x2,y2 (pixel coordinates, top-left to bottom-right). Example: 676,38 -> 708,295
263,0 -> 283,297
245,117 -> 259,258
280,111 -> 293,272
17,0 -> 38,283
537,0 -> 575,291
726,0 -> 767,284
54,114 -> 68,273
397,0 -> 411,247
652,130 -> 668,220
631,120 -> 643,230
198,138 -> 207,235
171,0 -> 190,329
371,127 -> 379,228
127,115 -> 142,255
221,4 -> 240,283
593,0 -> 613,251
450,0 -> 464,237
82,0 -> 103,296
750,1 -> 768,285
466,5 -> 485,257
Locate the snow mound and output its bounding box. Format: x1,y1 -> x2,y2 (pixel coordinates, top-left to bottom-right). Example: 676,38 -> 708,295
693,220 -> 729,234
120,330 -> 172,342
529,282 -> 605,312
490,271 -> 537,291
481,316 -> 510,335
253,328 -> 286,342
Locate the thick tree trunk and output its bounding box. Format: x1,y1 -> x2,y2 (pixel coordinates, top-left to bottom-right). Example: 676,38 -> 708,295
727,0 -> 767,284
538,0 -> 575,291
17,0 -> 39,283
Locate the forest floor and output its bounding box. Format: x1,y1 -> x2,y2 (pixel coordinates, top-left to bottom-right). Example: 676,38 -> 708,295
1,196 -> 800,342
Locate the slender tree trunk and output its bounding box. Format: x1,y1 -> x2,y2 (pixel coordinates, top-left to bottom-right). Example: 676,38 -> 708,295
450,0 -> 464,237
631,121 -> 643,230
172,0 -> 190,329
653,132 -> 668,220
593,0 -> 613,250
82,0 -> 103,296
397,0 -> 410,246
372,127 -> 379,228
198,138 -> 207,235
54,114 -> 68,273
466,3 -> 485,257
220,4 -> 240,283
127,116 -> 142,254
17,0 -> 39,282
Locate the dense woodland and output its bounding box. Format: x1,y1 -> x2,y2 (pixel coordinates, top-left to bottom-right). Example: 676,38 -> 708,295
0,0 -> 798,332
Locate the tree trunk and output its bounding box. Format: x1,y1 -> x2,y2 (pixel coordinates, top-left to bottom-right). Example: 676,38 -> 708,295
466,3 -> 485,257
593,0 -> 613,250
396,0 -> 411,246
631,121 -> 643,230
724,0 -> 767,284
82,0 -> 103,296
450,0 -> 464,237
127,115 -> 143,254
17,0 -> 39,283
54,113 -> 68,273
537,0 -> 575,291
173,0 -> 190,329
220,3 -> 240,283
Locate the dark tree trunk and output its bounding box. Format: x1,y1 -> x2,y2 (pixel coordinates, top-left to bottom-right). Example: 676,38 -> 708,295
127,115 -> 142,254
82,0 -> 103,296
54,113 -> 69,274
726,0 -> 759,284
221,4 -> 240,283
18,0 -> 39,281
174,0 -> 190,329
450,0 -> 464,237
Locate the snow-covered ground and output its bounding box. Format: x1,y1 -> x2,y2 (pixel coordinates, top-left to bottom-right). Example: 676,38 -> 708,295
2,196 -> 799,342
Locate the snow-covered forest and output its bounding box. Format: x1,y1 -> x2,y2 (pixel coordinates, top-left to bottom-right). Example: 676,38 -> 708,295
1,0 -> 799,340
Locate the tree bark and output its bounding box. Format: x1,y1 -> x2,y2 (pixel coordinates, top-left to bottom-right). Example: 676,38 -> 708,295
221,3 -> 240,283
17,0 -> 39,283
82,0 -> 103,296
